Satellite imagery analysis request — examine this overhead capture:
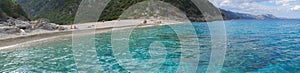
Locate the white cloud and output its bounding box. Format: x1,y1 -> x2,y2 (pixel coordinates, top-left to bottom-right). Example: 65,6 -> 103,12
273,0 -> 297,6
208,0 -> 300,18
215,0 -> 282,13
291,5 -> 300,11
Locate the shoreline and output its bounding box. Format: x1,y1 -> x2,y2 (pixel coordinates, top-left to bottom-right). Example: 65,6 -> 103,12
0,19 -> 185,50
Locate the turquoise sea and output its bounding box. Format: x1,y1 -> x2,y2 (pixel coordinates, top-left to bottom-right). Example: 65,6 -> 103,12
1,20 -> 300,72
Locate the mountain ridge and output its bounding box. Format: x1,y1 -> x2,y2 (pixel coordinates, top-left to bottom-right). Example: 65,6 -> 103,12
14,0 -> 280,24
220,9 -> 279,20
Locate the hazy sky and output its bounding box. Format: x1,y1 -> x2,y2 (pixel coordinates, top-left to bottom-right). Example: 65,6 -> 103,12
208,0 -> 300,18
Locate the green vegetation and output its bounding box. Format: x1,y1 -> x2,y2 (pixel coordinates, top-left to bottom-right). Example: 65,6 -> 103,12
12,0 -> 278,24
99,0 -> 146,21
16,0 -> 209,25
15,0 -> 81,24
0,0 -> 28,21
100,0 -> 205,21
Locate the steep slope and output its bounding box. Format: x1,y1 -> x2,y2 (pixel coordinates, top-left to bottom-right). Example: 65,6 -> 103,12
15,0 -> 81,24
0,0 -> 29,21
15,0 -> 279,24
15,0 -> 217,24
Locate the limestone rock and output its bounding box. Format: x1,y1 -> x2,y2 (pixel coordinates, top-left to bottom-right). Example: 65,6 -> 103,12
4,18 -> 31,29
0,27 -> 20,34
32,18 -> 63,30
0,18 -> 65,35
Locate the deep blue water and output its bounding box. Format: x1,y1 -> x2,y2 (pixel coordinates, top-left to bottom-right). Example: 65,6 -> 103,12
1,20 -> 300,72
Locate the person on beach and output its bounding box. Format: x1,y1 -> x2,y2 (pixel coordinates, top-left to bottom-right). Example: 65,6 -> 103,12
70,24 -> 73,29
143,20 -> 147,24
69,21 -> 78,29
70,22 -> 74,29
155,21 -> 162,25
158,21 -> 162,24
74,25 -> 78,29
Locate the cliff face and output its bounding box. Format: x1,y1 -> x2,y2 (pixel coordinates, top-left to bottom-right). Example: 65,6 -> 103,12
220,9 -> 279,20
14,0 -> 278,24
0,0 -> 29,21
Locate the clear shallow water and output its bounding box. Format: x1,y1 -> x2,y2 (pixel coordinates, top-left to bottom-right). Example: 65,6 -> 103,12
1,20 -> 300,72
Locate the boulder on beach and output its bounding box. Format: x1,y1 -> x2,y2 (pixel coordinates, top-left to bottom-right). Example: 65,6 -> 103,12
42,23 -> 59,30
0,23 -> 4,27
32,18 -> 65,30
0,27 -> 20,34
4,18 -> 31,29
0,18 -> 66,35
34,18 -> 49,28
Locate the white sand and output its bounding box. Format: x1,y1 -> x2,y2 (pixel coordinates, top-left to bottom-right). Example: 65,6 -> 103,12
0,19 -> 185,49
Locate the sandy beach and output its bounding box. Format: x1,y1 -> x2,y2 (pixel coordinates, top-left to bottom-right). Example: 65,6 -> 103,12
0,19 -> 185,49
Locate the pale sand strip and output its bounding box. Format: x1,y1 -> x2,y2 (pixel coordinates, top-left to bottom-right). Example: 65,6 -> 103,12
0,19 -> 184,50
